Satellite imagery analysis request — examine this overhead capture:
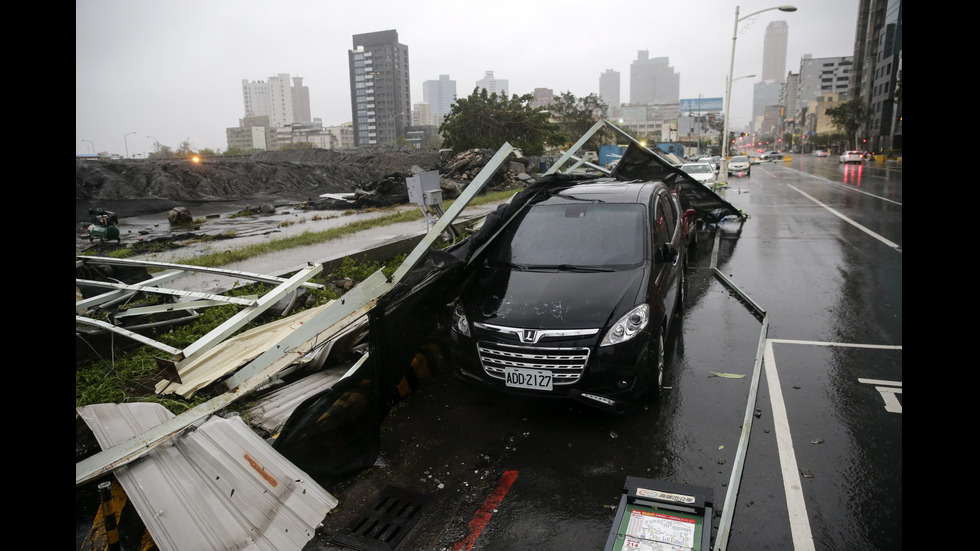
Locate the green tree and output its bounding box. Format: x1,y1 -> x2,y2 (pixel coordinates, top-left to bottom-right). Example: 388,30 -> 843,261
176,138 -> 195,157
147,142 -> 174,160
825,100 -> 872,149
548,92 -> 609,150
439,87 -> 567,155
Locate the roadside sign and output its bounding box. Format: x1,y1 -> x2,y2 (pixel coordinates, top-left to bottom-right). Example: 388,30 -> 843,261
604,477 -> 713,551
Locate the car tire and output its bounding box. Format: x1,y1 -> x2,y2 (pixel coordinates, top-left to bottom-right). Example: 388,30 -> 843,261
648,328 -> 666,399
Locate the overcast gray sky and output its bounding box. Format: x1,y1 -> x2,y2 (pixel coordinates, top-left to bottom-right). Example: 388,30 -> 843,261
76,0 -> 858,156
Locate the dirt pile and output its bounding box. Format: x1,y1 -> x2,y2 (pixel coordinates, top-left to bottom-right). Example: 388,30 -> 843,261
76,146 -> 535,221
75,146 -> 444,203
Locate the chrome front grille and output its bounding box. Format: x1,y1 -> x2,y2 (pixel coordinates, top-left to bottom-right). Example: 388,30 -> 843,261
477,341 -> 590,384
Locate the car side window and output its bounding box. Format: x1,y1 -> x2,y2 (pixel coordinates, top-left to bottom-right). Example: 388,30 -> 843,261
657,191 -> 677,241
654,200 -> 670,248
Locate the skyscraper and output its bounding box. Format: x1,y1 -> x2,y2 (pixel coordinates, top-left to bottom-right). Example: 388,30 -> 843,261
848,0 -> 902,152
349,30 -> 411,146
291,77 -> 311,123
599,69 -> 620,116
762,21 -> 789,83
422,74 -> 456,125
629,51 -> 679,105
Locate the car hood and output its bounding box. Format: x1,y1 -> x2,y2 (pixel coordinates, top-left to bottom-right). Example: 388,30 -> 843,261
461,264 -> 647,330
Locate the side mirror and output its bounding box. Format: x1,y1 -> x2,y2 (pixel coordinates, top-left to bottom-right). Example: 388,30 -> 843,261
656,242 -> 678,263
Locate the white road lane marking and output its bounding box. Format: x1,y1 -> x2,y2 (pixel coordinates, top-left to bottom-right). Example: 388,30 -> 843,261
785,184 -> 901,251
763,339 -> 817,551
764,339 -> 902,549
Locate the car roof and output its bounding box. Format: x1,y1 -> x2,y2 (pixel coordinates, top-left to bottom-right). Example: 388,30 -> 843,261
548,180 -> 663,204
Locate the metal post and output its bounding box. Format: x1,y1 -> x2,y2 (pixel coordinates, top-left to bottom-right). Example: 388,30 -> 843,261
98,481 -> 121,551
719,5 -> 740,187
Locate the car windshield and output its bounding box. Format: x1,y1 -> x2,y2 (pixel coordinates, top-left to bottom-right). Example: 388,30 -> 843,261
683,165 -> 711,174
732,156 -> 748,162
489,203 -> 647,269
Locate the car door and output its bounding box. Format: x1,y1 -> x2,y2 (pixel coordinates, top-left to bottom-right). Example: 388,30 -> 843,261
651,189 -> 682,327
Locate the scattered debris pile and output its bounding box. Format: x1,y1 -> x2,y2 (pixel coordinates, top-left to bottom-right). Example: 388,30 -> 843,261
302,148 -> 534,211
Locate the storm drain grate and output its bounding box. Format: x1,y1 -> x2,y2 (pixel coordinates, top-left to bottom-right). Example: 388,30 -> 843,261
331,486 -> 432,551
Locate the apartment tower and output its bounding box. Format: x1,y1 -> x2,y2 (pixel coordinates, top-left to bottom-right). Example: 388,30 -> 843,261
762,21 -> 789,84
349,30 -> 411,146
629,51 -> 679,105
421,74 -> 456,125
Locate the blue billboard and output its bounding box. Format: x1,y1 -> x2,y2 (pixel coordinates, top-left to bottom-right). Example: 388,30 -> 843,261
680,97 -> 723,114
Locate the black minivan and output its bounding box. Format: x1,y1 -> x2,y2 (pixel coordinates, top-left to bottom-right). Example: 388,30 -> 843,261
449,180 -> 685,413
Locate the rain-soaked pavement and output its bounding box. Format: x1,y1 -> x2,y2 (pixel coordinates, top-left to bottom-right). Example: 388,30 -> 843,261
78,156 -> 902,551
295,157 -> 902,551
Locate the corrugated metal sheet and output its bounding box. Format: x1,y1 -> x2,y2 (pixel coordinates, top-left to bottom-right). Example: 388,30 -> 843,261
154,302 -> 332,398
77,402 -> 337,551
244,367 -> 348,435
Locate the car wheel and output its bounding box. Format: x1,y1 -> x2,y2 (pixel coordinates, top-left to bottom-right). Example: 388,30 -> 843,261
649,329 -> 666,399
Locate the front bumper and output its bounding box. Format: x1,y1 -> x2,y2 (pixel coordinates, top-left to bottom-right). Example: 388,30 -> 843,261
448,329 -> 653,411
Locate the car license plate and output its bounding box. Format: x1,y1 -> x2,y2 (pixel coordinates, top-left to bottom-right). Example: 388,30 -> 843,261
504,367 -> 553,391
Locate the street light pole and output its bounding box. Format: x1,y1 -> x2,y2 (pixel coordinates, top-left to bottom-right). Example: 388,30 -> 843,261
719,4 -> 797,185
147,136 -> 160,158
124,131 -> 136,159
81,139 -> 94,154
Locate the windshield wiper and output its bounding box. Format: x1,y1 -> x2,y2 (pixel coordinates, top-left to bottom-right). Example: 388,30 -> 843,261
488,260 -> 528,271
524,264 -> 614,272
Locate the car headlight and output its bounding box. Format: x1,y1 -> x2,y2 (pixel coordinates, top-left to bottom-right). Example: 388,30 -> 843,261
600,304 -> 649,347
452,303 -> 470,337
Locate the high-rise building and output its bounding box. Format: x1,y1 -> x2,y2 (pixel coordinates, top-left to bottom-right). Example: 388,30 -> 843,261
242,73 -> 311,129
779,71 -> 801,139
291,77 -> 311,123
349,30 -> 411,146
599,69 -> 621,116
476,71 -> 509,96
422,74 -> 456,125
530,88 -> 555,109
412,103 -> 437,127
797,55 -> 852,108
762,22 -> 789,83
629,51 -> 679,105
753,80 -> 782,122
848,0 -> 902,151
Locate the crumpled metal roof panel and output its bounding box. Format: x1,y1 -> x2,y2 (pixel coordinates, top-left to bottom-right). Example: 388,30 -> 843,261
77,402 -> 337,551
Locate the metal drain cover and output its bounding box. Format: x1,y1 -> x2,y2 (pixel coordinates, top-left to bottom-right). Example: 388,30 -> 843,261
331,486 -> 431,550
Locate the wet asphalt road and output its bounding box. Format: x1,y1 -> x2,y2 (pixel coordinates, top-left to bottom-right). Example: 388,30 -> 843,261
302,156 -> 902,551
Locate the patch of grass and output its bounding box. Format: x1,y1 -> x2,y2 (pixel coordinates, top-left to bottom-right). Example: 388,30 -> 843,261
76,279 -> 341,413
180,188 -> 518,269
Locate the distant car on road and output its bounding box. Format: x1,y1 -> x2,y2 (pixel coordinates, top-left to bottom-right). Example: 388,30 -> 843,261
839,150 -> 865,164
681,162 -> 716,186
698,157 -> 719,173
728,155 -> 751,175
813,150 -> 829,157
